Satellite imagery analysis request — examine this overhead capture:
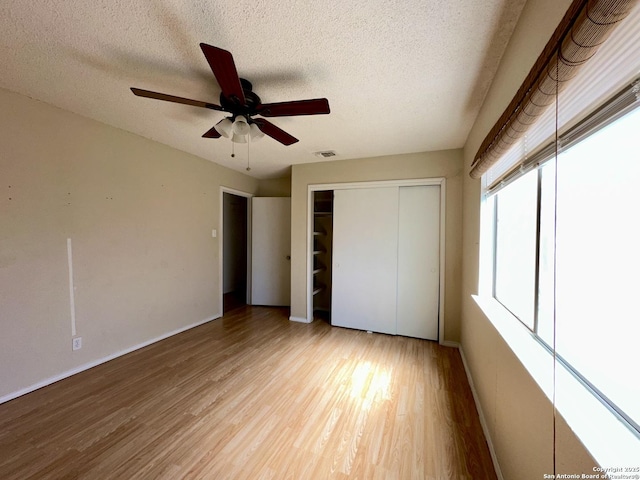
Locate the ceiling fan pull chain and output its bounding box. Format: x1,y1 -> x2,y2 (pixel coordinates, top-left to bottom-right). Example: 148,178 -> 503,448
246,136 -> 251,172
231,141 -> 235,158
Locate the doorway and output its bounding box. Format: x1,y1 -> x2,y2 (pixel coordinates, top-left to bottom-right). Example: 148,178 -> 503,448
223,192 -> 249,314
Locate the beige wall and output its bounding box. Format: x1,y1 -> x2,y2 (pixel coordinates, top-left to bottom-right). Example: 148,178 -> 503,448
461,0 -> 596,477
290,150 -> 463,341
257,175 -> 291,197
0,88 -> 259,399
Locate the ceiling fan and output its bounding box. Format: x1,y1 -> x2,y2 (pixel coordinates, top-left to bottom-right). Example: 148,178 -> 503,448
131,43 -> 330,146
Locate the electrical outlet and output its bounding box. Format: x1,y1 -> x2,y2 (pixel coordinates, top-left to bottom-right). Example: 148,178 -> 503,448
72,337 -> 82,351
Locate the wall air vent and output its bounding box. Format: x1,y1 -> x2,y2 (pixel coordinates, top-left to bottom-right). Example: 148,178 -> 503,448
314,150 -> 337,158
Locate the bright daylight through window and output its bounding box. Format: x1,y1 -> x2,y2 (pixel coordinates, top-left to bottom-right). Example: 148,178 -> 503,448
491,104 -> 640,433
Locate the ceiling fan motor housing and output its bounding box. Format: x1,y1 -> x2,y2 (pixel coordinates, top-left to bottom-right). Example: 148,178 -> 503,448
220,78 -> 261,121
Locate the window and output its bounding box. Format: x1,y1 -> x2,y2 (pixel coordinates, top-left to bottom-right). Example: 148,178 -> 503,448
490,104 -> 640,433
494,170 -> 538,329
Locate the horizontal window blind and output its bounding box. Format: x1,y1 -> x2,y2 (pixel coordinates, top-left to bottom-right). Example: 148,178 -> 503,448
472,0 -> 640,187
486,77 -> 639,195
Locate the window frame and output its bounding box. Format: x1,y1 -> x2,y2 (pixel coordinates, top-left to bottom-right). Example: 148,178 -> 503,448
491,168 -> 542,333
488,105 -> 640,437
477,85 -> 640,467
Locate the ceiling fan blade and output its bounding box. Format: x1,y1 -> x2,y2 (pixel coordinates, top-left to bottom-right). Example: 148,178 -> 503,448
202,126 -> 221,138
253,119 -> 299,146
199,44 -> 246,106
130,88 -> 222,111
258,98 -> 330,117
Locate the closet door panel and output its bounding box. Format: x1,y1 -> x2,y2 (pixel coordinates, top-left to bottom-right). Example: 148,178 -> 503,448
331,187 -> 398,335
396,185 -> 440,340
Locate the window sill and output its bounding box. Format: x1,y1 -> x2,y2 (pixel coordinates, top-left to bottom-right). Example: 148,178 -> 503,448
473,294 -> 640,469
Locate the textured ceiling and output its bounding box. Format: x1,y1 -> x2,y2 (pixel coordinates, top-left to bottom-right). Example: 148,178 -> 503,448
0,0 -> 526,178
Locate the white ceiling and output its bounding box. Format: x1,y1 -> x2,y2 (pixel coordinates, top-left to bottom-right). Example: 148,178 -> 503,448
0,0 -> 526,179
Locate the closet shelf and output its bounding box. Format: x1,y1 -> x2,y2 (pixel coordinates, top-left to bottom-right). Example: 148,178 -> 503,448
313,190 -> 333,312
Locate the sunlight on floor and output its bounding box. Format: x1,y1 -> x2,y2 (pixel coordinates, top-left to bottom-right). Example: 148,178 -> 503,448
349,362 -> 392,409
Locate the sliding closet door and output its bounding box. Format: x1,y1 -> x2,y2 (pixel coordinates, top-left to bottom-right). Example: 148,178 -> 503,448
331,187 -> 398,335
396,185 -> 440,340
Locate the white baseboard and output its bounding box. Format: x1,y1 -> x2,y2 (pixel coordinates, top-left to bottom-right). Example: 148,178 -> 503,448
0,314 -> 221,405
289,316 -> 311,323
439,340 -> 460,348
450,342 -> 504,480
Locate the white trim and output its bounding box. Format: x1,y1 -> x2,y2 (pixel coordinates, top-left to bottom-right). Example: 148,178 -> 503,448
289,316 -> 311,324
304,185 -> 316,323
451,340 -> 505,480
437,181 -> 446,344
219,186 -> 254,312
306,178 -> 447,341
310,178 -> 445,191
305,186 -> 315,323
0,314 -> 221,405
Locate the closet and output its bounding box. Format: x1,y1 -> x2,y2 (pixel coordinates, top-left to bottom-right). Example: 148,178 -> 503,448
312,191 -> 333,319
328,184 -> 441,340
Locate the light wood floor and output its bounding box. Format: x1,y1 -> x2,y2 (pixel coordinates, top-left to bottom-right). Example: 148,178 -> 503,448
0,307 -> 497,479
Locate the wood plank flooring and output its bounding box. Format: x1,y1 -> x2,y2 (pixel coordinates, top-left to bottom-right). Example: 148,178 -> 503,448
0,307 -> 497,479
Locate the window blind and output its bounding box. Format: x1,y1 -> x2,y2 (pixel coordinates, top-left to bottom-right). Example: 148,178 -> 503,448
470,0 -> 639,185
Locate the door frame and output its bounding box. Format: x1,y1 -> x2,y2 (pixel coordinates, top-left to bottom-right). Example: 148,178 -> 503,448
220,186 -> 253,315
306,178 -> 447,343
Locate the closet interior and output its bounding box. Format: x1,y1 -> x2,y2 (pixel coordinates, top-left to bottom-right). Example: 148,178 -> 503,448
312,190 -> 333,320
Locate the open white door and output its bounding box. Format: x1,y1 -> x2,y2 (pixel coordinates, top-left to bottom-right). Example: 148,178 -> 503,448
251,197 -> 291,306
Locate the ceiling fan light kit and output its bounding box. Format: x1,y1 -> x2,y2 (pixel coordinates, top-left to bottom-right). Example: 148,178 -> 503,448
249,123 -> 265,141
215,118 -> 233,138
231,116 -> 250,136
131,43 -> 330,151
231,132 -> 247,144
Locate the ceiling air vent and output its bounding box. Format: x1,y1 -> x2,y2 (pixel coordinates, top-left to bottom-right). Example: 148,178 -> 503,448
314,150 -> 337,158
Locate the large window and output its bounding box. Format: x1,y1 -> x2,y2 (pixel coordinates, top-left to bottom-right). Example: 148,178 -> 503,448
491,104 -> 640,433
494,170 -> 538,329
